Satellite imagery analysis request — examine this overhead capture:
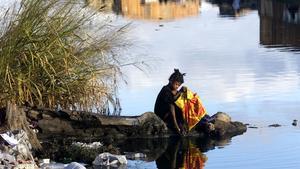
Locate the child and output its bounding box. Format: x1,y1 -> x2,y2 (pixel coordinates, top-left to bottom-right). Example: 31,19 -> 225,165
154,69 -> 187,135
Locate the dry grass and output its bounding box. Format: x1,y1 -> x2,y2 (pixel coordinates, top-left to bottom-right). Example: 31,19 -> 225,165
0,0 -> 137,114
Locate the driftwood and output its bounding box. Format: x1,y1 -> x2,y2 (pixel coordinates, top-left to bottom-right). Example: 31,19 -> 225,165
5,102 -> 41,150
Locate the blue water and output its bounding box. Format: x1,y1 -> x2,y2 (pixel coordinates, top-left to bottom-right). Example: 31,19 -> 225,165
114,0 -> 300,168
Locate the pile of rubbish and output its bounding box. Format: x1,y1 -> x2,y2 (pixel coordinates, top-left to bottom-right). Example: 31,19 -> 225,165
71,142 -> 103,149
1,130 -> 129,169
0,130 -> 37,169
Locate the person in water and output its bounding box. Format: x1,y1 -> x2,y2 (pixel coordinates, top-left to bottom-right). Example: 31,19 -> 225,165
154,69 -> 187,135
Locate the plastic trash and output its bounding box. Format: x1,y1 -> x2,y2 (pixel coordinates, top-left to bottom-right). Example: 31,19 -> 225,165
0,132 -> 18,146
72,142 -> 102,149
125,152 -> 147,160
64,162 -> 86,169
0,152 -> 16,164
93,152 -> 127,166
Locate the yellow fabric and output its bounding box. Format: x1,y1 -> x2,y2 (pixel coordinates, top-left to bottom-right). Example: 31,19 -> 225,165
175,88 -> 207,131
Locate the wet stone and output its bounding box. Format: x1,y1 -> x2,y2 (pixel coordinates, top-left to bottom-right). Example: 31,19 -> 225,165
268,124 -> 281,127
292,120 -> 297,126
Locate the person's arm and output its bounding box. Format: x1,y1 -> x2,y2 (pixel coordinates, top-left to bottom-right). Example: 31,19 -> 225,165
173,86 -> 187,100
170,103 -> 180,133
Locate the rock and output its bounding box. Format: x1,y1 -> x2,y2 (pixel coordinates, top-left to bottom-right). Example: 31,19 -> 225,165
268,124 -> 281,127
248,126 -> 258,129
93,152 -> 127,166
98,115 -> 137,126
42,113 -> 53,120
212,112 -> 231,123
64,162 -> 86,169
38,118 -> 74,134
210,120 -> 247,138
25,108 -> 246,141
292,119 -> 297,126
27,110 -> 40,120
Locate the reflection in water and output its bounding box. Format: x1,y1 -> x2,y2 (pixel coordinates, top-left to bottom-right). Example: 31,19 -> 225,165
88,0 -> 200,21
156,138 -> 207,169
117,137 -> 231,168
259,0 -> 300,51
206,0 -> 257,17
119,0 -> 200,20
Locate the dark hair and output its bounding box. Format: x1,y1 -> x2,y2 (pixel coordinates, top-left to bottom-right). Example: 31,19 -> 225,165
169,69 -> 186,83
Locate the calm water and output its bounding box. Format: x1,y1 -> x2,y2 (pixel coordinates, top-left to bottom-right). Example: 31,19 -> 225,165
2,0 -> 300,168
110,0 -> 300,168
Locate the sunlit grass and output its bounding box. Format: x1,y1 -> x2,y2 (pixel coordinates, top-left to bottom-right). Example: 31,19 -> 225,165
0,0 -> 137,114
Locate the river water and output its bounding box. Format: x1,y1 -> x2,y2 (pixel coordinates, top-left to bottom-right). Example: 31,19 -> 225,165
110,0 -> 300,168
2,0 -> 300,168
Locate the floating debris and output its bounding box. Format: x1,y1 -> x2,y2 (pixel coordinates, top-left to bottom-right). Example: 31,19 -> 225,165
292,120 -> 297,126
72,142 -> 103,149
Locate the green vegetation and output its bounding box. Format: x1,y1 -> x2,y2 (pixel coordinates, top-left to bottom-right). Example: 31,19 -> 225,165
0,0 -> 134,113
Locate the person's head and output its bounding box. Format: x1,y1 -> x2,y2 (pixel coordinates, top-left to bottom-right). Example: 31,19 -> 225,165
169,69 -> 186,90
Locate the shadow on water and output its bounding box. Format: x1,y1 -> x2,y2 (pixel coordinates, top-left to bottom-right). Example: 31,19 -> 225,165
116,137 -> 231,168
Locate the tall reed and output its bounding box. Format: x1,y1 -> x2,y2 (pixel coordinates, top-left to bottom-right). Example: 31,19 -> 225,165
0,0 -> 134,114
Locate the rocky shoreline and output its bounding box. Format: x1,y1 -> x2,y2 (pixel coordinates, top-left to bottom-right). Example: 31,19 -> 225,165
26,108 -> 247,140
1,107 -> 247,168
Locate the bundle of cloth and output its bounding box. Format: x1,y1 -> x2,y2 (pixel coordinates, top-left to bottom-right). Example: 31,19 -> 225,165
175,88 -> 208,131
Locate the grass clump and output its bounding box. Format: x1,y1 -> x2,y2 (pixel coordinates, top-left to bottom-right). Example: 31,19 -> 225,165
0,0 -> 134,114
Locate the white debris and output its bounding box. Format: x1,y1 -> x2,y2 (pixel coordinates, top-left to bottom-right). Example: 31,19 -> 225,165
64,162 -> 86,169
93,152 -> 127,166
0,132 -> 19,146
125,152 -> 147,160
72,142 -> 102,149
0,130 -> 36,168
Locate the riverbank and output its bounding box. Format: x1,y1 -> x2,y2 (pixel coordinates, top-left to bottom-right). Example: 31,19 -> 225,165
25,108 -> 247,140
0,106 -> 247,167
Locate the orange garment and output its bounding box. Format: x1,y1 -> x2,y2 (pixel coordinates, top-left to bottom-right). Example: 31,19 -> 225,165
175,88 -> 207,131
